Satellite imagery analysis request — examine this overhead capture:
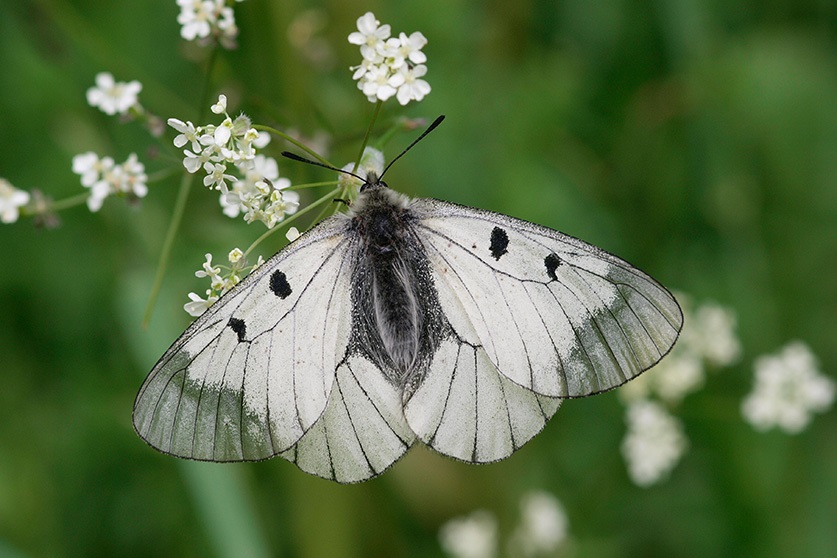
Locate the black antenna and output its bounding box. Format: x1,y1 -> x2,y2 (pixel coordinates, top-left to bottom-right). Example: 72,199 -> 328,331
281,115 -> 445,181
380,115 -> 445,179
280,151 -> 366,183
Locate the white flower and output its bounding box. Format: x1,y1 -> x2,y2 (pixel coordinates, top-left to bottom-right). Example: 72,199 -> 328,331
184,291 -> 218,317
72,152 -> 146,212
0,179 -> 30,224
195,253 -> 224,291
86,72 -> 142,115
395,64 -> 431,105
397,31 -> 428,65
177,0 -> 241,47
228,247 -> 244,264
360,64 -> 403,102
286,226 -> 300,242
439,510 -> 497,558
202,162 -> 236,193
742,341 -> 835,434
211,94 -> 228,114
168,118 -> 202,151
508,491 -> 568,557
348,12 -> 391,61
621,400 -> 688,487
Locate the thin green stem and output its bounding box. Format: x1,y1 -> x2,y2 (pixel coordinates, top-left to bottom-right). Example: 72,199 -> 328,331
142,46 -> 218,327
142,172 -> 193,329
244,187 -> 341,256
352,100 -> 383,174
43,192 -> 91,213
254,125 -> 333,167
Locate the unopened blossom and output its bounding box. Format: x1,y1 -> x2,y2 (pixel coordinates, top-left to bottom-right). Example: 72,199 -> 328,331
0,179 -> 30,224
86,72 -> 142,116
742,341 -> 835,434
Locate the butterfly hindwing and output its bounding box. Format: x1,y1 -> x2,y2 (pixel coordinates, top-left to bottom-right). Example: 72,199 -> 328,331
133,216 -> 354,462
404,334 -> 561,464
412,198 -> 683,399
280,353 -> 416,483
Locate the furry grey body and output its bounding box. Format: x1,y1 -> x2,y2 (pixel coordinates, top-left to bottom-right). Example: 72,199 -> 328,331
345,176 -> 448,395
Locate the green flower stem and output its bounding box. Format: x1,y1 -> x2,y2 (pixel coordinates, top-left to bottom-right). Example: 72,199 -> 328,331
142,46 -> 217,328
253,125 -> 333,167
41,192 -> 91,213
142,172 -> 193,329
244,186 -> 341,257
352,100 -> 383,174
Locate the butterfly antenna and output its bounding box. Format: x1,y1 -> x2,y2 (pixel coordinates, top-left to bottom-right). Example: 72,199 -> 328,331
380,115 -> 445,179
280,151 -> 366,183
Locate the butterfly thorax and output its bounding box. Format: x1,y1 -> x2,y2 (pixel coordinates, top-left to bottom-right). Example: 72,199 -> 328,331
348,186 -> 446,391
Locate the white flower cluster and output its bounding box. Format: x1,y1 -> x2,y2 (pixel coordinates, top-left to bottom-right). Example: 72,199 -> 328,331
184,249 -> 264,316
72,152 -> 148,212
618,296 -> 740,486
176,0 -> 245,48
338,147 -> 385,191
86,72 -> 142,116
168,95 -> 299,228
439,510 -> 497,558
742,341 -> 835,434
621,400 -> 688,487
508,491 -> 568,557
348,12 -> 431,105
0,178 -> 30,224
439,492 -> 568,558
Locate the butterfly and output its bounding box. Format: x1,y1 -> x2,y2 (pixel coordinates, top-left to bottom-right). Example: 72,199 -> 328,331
133,116 -> 683,483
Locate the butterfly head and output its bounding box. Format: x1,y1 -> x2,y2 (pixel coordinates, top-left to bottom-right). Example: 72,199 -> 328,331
360,170 -> 388,193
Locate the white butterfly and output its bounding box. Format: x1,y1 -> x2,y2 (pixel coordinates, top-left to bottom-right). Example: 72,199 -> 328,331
133,117 -> 683,483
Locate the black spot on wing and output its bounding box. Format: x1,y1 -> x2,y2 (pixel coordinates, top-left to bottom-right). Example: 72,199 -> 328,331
227,317 -> 246,342
544,252 -> 562,281
270,270 -> 292,298
489,227 -> 509,261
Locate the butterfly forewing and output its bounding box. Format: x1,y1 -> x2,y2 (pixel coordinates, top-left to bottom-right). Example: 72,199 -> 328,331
412,198 -> 683,399
133,216 -> 354,461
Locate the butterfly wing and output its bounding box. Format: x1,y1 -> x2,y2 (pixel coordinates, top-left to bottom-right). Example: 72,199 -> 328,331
279,353 -> 416,482
404,332 -> 562,464
411,198 -> 683,399
133,216 -> 355,462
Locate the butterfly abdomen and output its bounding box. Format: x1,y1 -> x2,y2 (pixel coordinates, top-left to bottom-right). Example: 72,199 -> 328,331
349,188 -> 447,390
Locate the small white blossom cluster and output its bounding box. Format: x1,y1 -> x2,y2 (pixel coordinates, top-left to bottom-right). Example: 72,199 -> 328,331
176,0 -> 245,48
621,400 -> 688,487
0,178 -> 30,224
618,295 -> 740,486
507,491 -> 569,558
348,12 -> 431,105
338,147 -> 385,191
742,341 -> 835,434
439,510 -> 497,558
72,152 -> 148,212
439,492 -> 569,558
86,72 -> 142,116
168,95 -> 299,228
184,249 -> 264,316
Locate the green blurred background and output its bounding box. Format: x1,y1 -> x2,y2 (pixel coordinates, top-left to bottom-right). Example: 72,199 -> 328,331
1,1 -> 835,556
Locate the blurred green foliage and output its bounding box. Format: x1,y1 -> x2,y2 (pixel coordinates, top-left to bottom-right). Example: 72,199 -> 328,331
1,0 -> 835,557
